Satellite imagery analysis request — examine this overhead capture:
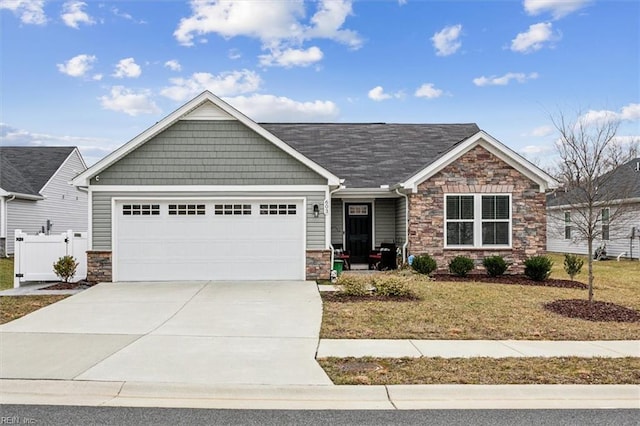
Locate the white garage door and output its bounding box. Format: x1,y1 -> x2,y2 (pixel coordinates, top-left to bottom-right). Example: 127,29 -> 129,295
114,200 -> 305,281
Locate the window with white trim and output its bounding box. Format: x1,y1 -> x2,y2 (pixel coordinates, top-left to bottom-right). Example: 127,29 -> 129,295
601,208 -> 610,240
259,204 -> 296,215
123,204 -> 160,216
168,204 -> 206,216
214,204 -> 251,215
564,211 -> 571,240
445,194 -> 511,248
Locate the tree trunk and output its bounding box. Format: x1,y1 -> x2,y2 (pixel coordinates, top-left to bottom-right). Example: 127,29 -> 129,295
587,238 -> 594,303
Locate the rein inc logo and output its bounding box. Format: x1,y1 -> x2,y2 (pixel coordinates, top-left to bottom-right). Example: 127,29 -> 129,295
0,417 -> 36,424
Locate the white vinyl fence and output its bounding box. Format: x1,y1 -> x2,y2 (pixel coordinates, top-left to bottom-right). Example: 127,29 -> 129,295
13,229 -> 87,288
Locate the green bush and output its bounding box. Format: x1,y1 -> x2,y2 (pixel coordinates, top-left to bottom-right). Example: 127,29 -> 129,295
411,254 -> 437,275
563,253 -> 584,280
53,255 -> 78,283
483,255 -> 508,277
524,256 -> 554,282
373,276 -> 414,298
337,275 -> 370,296
448,256 -> 474,277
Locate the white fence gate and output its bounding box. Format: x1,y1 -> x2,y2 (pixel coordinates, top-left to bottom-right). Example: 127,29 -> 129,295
13,229 -> 87,288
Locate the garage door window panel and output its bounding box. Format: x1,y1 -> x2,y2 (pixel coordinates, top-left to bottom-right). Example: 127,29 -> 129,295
260,204 -> 296,215
169,204 -> 206,216
122,204 -> 160,216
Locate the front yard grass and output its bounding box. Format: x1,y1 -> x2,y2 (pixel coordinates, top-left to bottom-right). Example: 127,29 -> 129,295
0,295 -> 69,324
0,257 -> 13,291
319,357 -> 640,385
320,253 -> 640,340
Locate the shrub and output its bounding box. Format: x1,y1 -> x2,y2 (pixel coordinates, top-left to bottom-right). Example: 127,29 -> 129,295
411,254 -> 437,275
373,276 -> 414,298
524,256 -> 553,282
563,253 -> 584,281
483,255 -> 508,277
337,275 -> 370,296
53,255 -> 78,283
448,256 -> 474,277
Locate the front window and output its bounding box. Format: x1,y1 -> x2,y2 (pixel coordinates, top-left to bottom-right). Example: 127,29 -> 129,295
564,211 -> 571,240
445,194 -> 511,248
601,208 -> 610,241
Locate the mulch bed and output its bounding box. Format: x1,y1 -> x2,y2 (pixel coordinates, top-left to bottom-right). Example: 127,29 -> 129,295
39,281 -> 94,290
431,273 -> 587,289
544,299 -> 640,323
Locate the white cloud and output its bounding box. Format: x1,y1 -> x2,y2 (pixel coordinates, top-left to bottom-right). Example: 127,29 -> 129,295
111,7 -> 146,24
473,72 -> 539,86
431,24 -> 462,56
224,94 -> 339,122
520,144 -> 553,154
160,70 -> 262,102
57,54 -> 96,77
0,0 -> 47,25
112,58 -> 142,78
581,103 -> 640,125
511,22 -> 558,53
92,73 -> 103,81
524,0 -> 591,19
531,125 -> 554,137
228,48 -> 242,60
99,86 -> 160,116
0,123 -> 114,166
164,59 -> 182,72
61,1 -> 95,29
414,83 -> 444,99
368,86 -> 392,101
260,46 -> 323,68
174,0 -> 360,66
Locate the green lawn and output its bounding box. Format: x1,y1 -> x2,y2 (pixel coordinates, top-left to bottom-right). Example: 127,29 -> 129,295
321,253 -> 640,340
0,257 -> 13,291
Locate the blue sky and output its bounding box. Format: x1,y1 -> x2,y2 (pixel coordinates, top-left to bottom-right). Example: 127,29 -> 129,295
1,0 -> 638,166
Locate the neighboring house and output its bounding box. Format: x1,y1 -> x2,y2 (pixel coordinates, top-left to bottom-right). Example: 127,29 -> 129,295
72,91 -> 557,282
0,147 -> 88,256
547,158 -> 640,259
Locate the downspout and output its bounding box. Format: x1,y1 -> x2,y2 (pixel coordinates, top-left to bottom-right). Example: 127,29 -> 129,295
395,188 -> 409,264
3,195 -> 16,257
328,185 -> 344,270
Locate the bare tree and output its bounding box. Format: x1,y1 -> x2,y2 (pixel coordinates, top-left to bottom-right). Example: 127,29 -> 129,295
549,111 -> 638,303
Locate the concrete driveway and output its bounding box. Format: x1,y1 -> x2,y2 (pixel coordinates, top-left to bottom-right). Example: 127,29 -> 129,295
0,281 -> 332,386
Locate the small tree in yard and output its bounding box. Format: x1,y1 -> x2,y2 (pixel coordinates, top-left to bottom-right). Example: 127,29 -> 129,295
549,110 -> 639,302
53,255 -> 78,283
563,253 -> 584,281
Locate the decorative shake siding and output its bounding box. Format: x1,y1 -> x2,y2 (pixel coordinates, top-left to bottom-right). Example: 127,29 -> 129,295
408,144 -> 546,272
374,198 -> 396,247
395,196 -> 407,245
92,120 -> 325,186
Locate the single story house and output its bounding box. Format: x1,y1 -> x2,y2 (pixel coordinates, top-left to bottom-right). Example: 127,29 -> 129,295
1,146 -> 88,256
547,158 -> 640,259
72,91 -> 557,282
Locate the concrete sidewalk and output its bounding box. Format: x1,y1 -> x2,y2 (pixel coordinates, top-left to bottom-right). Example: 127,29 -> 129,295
1,379 -> 638,409
317,339 -> 640,358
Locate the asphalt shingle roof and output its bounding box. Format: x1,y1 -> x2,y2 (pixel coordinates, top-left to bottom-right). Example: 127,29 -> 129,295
0,147 -> 76,196
547,157 -> 640,206
260,123 -> 480,188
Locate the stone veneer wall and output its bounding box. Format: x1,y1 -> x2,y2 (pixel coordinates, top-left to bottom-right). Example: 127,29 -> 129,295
87,250 -> 112,283
408,145 -> 546,273
306,249 -> 331,280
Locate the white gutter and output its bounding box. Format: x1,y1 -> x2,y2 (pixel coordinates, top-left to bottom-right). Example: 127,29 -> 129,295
395,187 -> 409,264
2,195 -> 15,257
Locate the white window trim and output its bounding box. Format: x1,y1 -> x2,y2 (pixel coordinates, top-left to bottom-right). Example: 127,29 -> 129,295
444,193 -> 512,249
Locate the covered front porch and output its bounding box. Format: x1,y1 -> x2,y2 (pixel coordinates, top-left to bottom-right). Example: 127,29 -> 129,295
330,192 -> 407,270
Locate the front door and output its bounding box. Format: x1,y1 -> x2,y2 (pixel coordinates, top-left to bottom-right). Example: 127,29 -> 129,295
345,203 -> 372,263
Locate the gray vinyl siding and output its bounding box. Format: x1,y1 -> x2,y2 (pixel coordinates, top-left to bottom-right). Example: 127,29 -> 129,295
91,190 -> 326,250
546,204 -> 640,259
5,151 -> 87,254
374,198 -> 396,246
395,196 -> 407,245
92,120 -> 325,186
331,198 -> 343,246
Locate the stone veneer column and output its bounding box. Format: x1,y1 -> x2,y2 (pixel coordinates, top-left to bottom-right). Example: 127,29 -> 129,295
306,249 -> 331,280
86,251 -> 112,283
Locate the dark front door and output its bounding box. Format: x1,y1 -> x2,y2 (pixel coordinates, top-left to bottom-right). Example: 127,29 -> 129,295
345,203 -> 372,263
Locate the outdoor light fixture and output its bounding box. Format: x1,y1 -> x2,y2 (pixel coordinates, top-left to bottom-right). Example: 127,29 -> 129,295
313,204 -> 320,218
